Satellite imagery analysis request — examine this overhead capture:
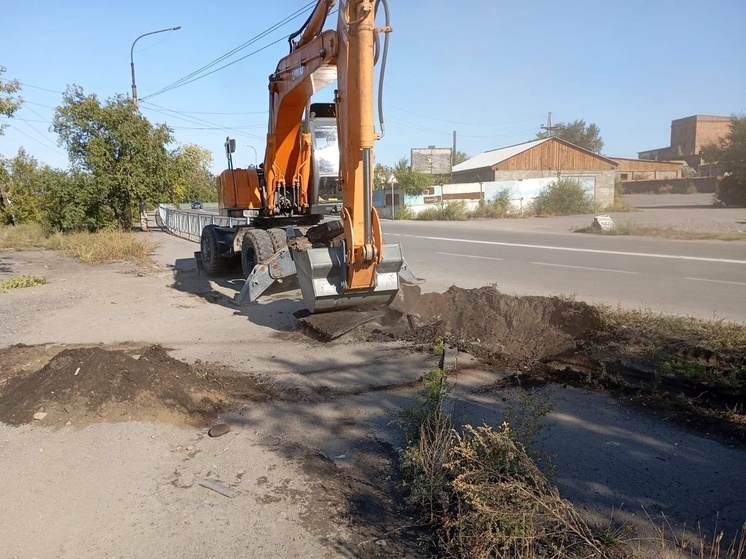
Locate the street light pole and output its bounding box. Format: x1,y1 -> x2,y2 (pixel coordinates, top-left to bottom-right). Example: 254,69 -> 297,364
243,145 -> 258,166
130,26 -> 181,107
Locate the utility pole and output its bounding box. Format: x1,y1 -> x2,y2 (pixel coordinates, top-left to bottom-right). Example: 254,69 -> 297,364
540,112 -> 558,137
451,130 -> 456,184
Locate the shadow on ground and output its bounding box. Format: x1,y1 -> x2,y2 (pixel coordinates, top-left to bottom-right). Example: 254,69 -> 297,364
169,256 -> 307,331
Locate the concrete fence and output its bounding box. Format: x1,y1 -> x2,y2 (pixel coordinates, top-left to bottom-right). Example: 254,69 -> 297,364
622,177 -> 717,195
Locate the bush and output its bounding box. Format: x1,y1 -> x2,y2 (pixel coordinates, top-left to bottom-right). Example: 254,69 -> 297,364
395,205 -> 414,220
717,175 -> 746,207
468,188 -> 513,218
415,201 -> 468,221
532,178 -> 595,216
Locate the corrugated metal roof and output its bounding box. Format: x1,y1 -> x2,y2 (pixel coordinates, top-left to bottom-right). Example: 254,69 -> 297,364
452,138 -> 550,172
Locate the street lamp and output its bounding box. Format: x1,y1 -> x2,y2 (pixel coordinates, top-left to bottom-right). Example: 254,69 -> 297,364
130,26 -> 181,107
243,144 -> 258,166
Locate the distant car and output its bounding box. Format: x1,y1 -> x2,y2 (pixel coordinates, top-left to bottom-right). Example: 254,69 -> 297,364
191,201 -> 203,210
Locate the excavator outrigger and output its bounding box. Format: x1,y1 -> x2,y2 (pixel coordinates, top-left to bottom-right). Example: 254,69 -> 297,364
196,0 -> 412,313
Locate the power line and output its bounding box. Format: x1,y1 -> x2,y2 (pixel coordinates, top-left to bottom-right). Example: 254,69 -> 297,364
23,105 -> 53,123
140,102 -> 263,140
7,124 -> 66,155
140,2 -> 316,101
24,100 -> 58,109
391,106 -> 545,128
389,116 -> 539,141
18,82 -> 63,95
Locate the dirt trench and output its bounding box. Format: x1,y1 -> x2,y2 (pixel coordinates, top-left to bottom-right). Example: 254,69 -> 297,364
0,286 -> 601,428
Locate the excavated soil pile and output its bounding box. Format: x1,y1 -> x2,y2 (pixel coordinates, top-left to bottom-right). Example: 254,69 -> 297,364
0,345 -> 267,427
383,285 -> 603,367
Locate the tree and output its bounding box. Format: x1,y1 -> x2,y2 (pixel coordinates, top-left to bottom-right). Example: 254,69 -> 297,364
52,85 -> 175,228
703,114 -> 746,206
0,66 -> 22,136
169,144 -> 216,203
453,150 -> 469,165
0,149 -> 47,224
392,157 -> 436,194
536,119 -> 604,154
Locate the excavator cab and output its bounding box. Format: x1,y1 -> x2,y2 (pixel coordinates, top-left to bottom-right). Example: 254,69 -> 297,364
307,103 -> 342,215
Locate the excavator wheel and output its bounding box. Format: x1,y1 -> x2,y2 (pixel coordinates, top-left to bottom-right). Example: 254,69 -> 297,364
267,228 -> 288,252
241,229 -> 273,278
201,224 -> 231,276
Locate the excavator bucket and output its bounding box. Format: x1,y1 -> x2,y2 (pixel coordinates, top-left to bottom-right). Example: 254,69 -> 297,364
292,243 -> 405,313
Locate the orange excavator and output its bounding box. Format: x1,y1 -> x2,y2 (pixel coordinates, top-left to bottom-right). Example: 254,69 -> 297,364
196,0 -> 412,313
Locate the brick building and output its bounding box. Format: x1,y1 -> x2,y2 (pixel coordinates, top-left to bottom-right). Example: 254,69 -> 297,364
638,114 -> 732,169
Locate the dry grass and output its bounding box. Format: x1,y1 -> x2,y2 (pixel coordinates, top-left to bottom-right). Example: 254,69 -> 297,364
401,368 -> 611,558
0,224 -> 157,267
601,308 -> 746,356
595,306 -> 746,397
404,343 -> 746,558
577,223 -> 746,241
604,199 -> 634,212
0,223 -> 49,249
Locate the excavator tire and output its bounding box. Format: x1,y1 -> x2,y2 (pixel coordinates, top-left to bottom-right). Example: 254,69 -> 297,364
241,229 -> 273,278
268,228 -> 288,252
200,224 -> 231,276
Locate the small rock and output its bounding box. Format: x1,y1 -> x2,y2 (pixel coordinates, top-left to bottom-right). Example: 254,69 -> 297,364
208,423 -> 231,437
186,445 -> 195,451
65,421 -> 72,426
174,470 -> 195,489
33,412 -> 47,420
375,539 -> 387,546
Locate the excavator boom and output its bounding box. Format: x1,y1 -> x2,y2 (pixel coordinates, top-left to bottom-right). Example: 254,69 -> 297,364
209,0 -> 407,314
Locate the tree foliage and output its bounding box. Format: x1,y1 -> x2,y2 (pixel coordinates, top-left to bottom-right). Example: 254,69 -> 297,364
532,178 -> 595,215
453,150 -> 469,165
702,114 -> 746,206
392,157 -> 436,194
0,66 -> 22,136
0,149 -> 47,224
536,119 -> 604,154
169,144 -> 216,203
52,86 -> 175,228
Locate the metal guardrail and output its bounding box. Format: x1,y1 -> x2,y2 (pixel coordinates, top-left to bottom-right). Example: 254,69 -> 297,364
157,204 -> 248,243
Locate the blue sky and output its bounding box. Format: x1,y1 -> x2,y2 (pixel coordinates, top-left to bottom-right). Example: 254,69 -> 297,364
2,0 -> 744,174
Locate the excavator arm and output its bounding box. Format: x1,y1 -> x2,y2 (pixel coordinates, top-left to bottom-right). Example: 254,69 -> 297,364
264,0 -> 338,216
260,0 -> 402,312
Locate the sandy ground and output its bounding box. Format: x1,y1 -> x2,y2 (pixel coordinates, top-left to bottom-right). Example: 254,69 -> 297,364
0,239 -> 429,558
1,204 -> 745,558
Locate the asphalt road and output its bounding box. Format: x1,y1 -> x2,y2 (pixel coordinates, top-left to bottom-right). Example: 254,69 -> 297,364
383,220 -> 746,322
175,202 -> 746,322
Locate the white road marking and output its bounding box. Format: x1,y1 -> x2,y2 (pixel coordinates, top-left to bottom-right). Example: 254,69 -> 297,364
392,234 -> 746,265
530,262 -> 639,274
685,277 -> 746,287
436,252 -> 503,261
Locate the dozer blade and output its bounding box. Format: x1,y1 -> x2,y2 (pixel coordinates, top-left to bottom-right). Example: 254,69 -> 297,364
293,243 -> 404,313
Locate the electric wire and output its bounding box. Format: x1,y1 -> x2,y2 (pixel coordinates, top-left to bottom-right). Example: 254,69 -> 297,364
18,82 -> 62,94
391,106 -> 546,127
140,102 -> 263,140
140,2 -> 316,101
7,124 -> 65,155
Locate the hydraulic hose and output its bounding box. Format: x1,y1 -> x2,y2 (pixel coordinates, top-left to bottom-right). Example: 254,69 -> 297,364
375,0 -> 390,139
